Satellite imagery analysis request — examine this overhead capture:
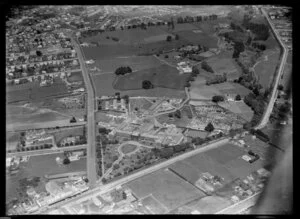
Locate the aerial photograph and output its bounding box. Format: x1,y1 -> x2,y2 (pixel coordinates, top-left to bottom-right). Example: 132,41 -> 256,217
5,5 -> 292,215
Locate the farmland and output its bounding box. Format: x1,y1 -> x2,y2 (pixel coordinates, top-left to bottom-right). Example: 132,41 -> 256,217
254,48 -> 281,89
124,168 -> 206,212
113,64 -> 190,90
175,30 -> 218,48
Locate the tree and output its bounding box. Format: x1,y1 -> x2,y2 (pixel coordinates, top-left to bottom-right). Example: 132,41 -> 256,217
192,137 -> 205,145
278,84 -> 284,91
174,110 -> 181,119
36,50 -> 42,56
122,95 -> 129,104
113,164 -> 120,170
166,35 -> 172,42
205,122 -> 215,132
201,61 -> 214,73
70,117 -> 77,123
175,34 -> 179,40
212,95 -> 224,103
235,94 -> 242,101
142,80 -> 154,89
165,55 -> 169,58
115,66 -> 132,76
63,157 -> 70,165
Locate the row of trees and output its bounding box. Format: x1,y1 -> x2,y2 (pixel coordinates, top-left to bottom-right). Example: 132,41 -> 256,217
15,143 -> 52,152
212,95 -> 225,103
177,14 -> 218,24
115,66 -> 132,76
206,73 -> 227,85
251,42 -> 266,51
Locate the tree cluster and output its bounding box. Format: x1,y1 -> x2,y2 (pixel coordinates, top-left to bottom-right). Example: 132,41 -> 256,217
191,137 -> 205,145
176,14 -> 217,24
142,80 -> 154,89
115,66 -> 132,76
212,95 -> 225,103
232,41 -> 245,59
206,73 -> 227,85
251,42 -> 266,51
205,122 -> 215,132
152,142 -> 192,159
243,20 -> 270,41
201,61 -> 214,73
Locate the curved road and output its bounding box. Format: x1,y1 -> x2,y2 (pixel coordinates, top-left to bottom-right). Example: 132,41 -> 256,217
254,8 -> 288,130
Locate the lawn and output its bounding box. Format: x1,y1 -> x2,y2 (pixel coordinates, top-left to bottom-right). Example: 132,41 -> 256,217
113,64 -> 189,90
124,168 -> 206,212
120,144 -> 138,154
254,49 -> 281,89
67,71 -> 83,82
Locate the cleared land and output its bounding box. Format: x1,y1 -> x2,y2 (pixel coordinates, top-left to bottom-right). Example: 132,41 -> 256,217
124,168 -> 206,212
113,64 -> 189,90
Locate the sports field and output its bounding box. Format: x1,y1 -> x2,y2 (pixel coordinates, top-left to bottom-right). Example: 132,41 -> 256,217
124,168 -> 206,212
113,64 -> 189,90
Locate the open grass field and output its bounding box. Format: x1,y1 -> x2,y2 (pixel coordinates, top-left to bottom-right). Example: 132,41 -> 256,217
185,195 -> 232,214
91,73 -> 118,96
6,103 -> 70,126
206,56 -> 240,78
6,78 -> 70,103
141,195 -> 167,214
213,82 -> 251,97
113,64 -> 189,90
95,111 -> 113,123
254,49 -> 281,89
120,144 -> 138,154
124,168 -> 206,212
218,101 -> 253,122
83,27 -> 174,45
176,30 -> 218,48
67,71 -> 83,82
53,126 -> 85,144
91,55 -> 162,73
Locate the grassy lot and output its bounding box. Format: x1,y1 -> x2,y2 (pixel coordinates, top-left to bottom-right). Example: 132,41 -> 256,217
254,49 -> 281,89
124,168 -> 206,212
67,71 -> 83,82
218,101 -> 253,122
120,144 -> 138,154
6,78 -> 71,103
6,103 -> 70,125
129,98 -> 153,112
113,64 -> 189,90
90,55 -> 162,73
213,82 -> 251,97
206,56 -> 240,78
53,126 -> 85,144
156,105 -> 193,127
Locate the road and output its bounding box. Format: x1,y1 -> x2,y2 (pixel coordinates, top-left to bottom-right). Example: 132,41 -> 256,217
255,8 -> 288,130
39,137 -> 229,213
72,36 -> 98,188
7,144 -> 87,158
215,192 -> 261,214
